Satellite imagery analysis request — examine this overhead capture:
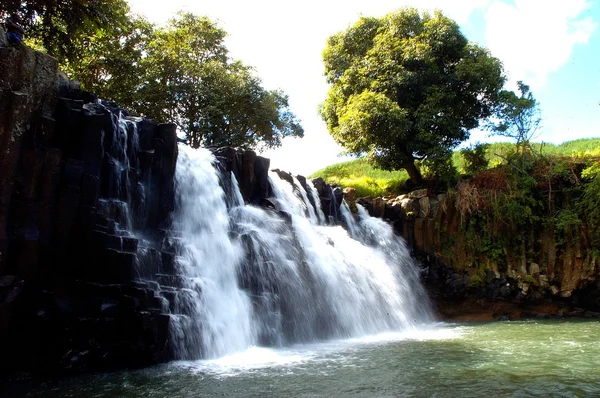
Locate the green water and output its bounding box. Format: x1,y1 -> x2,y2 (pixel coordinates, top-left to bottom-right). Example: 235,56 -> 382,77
10,320 -> 600,397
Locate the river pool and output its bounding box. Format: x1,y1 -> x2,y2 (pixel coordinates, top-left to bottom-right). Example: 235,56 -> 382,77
8,320 -> 600,397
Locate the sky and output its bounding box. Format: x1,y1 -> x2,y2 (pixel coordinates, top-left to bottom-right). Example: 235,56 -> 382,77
128,0 -> 600,175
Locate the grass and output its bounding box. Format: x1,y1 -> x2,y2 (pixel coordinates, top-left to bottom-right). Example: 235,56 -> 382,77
311,138 -> 600,197
309,158 -> 409,197
535,138 -> 600,158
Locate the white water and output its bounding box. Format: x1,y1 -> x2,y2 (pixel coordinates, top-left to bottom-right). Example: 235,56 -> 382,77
293,176 -> 319,224
170,146 -> 254,359
307,180 -> 326,224
169,146 -> 433,360
178,324 -> 457,377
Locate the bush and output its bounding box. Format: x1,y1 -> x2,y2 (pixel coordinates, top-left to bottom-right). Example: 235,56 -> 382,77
461,143 -> 490,175
580,163 -> 600,251
468,274 -> 485,288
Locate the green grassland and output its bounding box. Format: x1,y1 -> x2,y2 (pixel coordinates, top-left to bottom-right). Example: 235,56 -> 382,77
311,138 -> 600,197
309,158 -> 409,197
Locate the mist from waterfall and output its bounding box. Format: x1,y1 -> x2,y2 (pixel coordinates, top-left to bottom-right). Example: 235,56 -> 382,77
170,146 -> 433,359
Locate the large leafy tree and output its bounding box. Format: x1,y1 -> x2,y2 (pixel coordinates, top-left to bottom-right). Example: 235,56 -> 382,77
61,15 -> 154,110
320,8 -> 505,184
0,0 -> 129,63
135,13 -> 303,149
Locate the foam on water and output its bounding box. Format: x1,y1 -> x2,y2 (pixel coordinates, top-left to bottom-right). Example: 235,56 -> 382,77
173,324 -> 461,377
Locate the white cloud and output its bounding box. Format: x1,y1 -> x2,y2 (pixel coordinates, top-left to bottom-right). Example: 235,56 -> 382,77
484,0 -> 597,89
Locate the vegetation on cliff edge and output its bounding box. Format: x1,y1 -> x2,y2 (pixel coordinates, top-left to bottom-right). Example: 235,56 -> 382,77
311,138 -> 600,197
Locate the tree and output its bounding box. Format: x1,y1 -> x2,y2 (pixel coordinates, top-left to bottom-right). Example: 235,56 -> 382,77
0,0 -> 130,63
135,13 -> 303,149
489,81 -> 541,153
320,8 -> 505,184
56,11 -> 303,150
61,15 -> 154,109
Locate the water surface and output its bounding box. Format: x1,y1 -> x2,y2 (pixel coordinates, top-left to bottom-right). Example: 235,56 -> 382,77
15,320 -> 600,397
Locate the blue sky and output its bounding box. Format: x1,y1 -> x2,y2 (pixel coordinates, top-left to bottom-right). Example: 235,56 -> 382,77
463,0 -> 600,145
129,0 -> 599,175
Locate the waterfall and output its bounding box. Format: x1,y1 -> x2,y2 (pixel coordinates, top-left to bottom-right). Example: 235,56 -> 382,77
293,176 -> 319,224
307,180 -> 326,224
170,146 -> 254,359
339,201 -> 360,239
170,146 -> 432,359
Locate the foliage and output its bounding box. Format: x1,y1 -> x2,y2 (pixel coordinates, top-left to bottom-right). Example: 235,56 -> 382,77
140,13 -> 303,149
554,209 -> 582,232
453,139 -> 600,174
320,8 -> 505,184
309,158 -> 409,197
522,275 -> 538,286
538,138 -> 600,158
489,81 -> 541,153
61,15 -> 154,111
58,11 -> 303,150
467,274 -> 485,288
0,0 -> 130,62
580,162 -> 600,250
460,143 -> 490,175
420,151 -> 458,188
313,138 -> 600,199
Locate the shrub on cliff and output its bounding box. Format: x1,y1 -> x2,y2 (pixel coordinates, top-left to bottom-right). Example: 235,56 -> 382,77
581,163 -> 600,252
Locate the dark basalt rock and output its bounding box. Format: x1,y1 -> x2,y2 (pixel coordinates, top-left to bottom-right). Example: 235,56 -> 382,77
0,43 -> 180,378
0,38 -> 338,379
211,146 -> 271,205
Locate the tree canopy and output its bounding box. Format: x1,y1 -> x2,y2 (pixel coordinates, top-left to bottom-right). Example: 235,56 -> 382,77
320,8 -> 506,183
0,0 -> 130,62
133,13 -> 303,149
1,3 -> 303,150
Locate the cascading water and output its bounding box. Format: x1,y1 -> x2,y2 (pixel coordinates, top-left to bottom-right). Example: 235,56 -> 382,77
340,201 -> 360,239
293,176 -> 319,224
95,106 -> 139,233
307,180 -> 326,224
170,146 -> 432,359
170,146 -> 254,359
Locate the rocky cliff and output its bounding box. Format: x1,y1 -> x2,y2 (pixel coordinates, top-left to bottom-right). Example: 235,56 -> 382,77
0,34 -> 178,375
0,33 -> 272,376
356,187 -> 600,320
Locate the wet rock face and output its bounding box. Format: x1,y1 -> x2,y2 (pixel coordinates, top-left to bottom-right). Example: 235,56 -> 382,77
310,177 -> 343,222
0,42 -> 179,376
212,146 -> 271,204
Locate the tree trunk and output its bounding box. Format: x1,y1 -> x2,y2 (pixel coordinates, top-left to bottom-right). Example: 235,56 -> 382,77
404,160 -> 423,186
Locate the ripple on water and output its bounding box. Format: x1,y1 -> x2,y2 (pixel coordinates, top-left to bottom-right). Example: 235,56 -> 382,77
12,320 -> 600,397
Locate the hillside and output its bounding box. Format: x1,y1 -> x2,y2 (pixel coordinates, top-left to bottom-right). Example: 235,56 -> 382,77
311,138 -> 600,197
